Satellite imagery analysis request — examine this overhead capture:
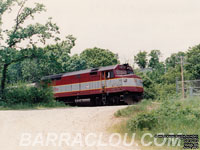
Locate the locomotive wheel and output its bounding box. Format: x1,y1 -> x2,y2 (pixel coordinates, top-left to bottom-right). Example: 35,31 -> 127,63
95,97 -> 102,106
110,97 -> 115,105
125,97 -> 134,105
124,93 -> 143,105
109,96 -> 120,105
124,95 -> 134,105
101,95 -> 107,106
102,99 -> 107,106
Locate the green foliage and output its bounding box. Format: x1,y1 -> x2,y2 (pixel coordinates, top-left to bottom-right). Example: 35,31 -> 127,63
127,112 -> 158,131
165,52 -> 185,69
65,54 -> 87,72
134,51 -> 148,69
0,82 -> 67,110
80,47 -> 119,68
135,71 -> 157,99
186,44 -> 200,79
134,48 -> 194,100
160,67 -> 180,84
148,50 -> 161,69
0,0 -> 74,94
13,37 -> 75,83
115,97 -> 200,148
126,97 -> 200,137
134,50 -> 171,100
7,62 -> 23,83
115,100 -> 152,117
0,0 -> 17,32
154,83 -> 176,100
3,83 -> 55,106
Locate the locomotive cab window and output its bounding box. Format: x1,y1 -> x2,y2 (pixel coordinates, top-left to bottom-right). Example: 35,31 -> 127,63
90,71 -> 98,76
50,76 -> 62,81
106,71 -> 114,79
90,68 -> 98,76
115,70 -> 127,75
127,69 -> 134,74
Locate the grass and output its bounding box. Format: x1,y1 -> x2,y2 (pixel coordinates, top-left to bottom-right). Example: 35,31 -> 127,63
111,97 -> 200,150
114,99 -> 160,118
0,101 -> 68,110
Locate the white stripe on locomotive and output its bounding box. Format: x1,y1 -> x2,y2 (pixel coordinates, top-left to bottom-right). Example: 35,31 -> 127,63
53,78 -> 143,94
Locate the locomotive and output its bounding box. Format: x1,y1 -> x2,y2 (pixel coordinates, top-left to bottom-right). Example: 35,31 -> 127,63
42,64 -> 144,105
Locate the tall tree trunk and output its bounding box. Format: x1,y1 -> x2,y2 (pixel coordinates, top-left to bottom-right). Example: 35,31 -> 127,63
1,64 -> 8,95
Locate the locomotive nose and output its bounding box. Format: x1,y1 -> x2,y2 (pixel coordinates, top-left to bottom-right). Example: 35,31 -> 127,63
121,75 -> 143,88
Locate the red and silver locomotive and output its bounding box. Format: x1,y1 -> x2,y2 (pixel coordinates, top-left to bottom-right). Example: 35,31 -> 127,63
42,64 -> 143,105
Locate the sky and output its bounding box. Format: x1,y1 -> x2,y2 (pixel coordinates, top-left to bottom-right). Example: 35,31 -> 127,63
3,0 -> 200,64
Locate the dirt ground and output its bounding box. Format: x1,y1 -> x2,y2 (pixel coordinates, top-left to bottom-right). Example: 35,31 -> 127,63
0,106 -> 139,150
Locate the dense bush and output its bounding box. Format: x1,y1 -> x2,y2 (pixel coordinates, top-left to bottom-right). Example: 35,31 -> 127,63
112,97 -> 200,149
127,112 -> 158,131
154,83 -> 177,100
126,98 -> 200,135
1,83 -> 57,107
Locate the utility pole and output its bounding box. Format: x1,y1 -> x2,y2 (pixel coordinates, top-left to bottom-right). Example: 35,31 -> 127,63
180,56 -> 185,99
176,56 -> 190,99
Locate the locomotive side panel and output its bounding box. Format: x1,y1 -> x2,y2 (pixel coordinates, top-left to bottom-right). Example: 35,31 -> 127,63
45,64 -> 144,105
72,84 -> 79,92
106,78 -> 122,88
54,77 -> 143,97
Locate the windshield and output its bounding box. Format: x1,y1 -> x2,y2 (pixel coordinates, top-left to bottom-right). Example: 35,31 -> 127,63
116,69 -> 134,75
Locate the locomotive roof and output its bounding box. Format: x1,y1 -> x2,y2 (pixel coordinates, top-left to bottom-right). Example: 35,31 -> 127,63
42,65 -> 118,80
63,65 -> 118,77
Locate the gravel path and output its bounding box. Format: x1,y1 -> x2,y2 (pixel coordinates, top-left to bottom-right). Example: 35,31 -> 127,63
0,106 -> 139,150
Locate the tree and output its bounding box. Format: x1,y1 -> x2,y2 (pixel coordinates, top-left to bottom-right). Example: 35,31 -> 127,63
7,37 -> 75,83
165,52 -> 185,69
186,44 -> 200,79
135,71 -> 157,99
80,47 -> 119,68
65,54 -> 87,72
7,61 -> 23,84
0,0 -> 74,94
134,51 -> 148,69
148,50 -> 161,69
